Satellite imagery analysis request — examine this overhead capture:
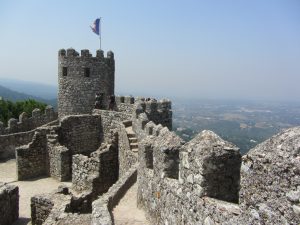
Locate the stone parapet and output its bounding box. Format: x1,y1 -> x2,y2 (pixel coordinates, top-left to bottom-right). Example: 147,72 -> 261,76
0,106 -> 57,135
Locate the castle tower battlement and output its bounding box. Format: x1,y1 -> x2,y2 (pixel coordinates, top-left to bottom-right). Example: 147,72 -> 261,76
58,48 -> 115,118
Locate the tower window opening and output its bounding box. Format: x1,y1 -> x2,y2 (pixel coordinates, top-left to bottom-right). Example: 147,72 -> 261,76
84,68 -> 90,77
62,67 -> 68,76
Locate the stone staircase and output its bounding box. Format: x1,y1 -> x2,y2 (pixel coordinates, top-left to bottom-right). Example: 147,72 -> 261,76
123,121 -> 138,153
46,126 -> 59,144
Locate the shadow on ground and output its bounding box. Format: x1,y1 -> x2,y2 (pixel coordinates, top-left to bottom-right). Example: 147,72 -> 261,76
13,217 -> 30,225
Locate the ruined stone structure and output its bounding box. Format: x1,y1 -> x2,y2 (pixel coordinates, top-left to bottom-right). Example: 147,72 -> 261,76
1,48 -> 300,225
0,106 -> 58,160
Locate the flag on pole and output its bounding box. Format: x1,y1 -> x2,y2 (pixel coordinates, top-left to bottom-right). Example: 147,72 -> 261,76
90,18 -> 100,36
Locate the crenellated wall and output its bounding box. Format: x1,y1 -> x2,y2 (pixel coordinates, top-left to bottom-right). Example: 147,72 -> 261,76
0,106 -> 57,135
0,130 -> 35,160
132,98 -> 172,132
115,96 -> 135,114
137,126 -> 242,224
58,49 -> 115,118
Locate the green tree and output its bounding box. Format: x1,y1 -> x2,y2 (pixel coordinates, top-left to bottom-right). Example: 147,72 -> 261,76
0,98 -> 47,126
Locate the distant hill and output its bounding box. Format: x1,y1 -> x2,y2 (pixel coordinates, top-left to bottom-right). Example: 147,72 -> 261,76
0,78 -> 57,99
0,84 -> 57,108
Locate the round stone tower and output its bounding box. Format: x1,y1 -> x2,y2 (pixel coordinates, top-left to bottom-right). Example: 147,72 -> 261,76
58,48 -> 115,118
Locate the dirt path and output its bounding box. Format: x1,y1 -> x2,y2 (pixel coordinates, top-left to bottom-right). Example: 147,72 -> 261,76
112,183 -> 149,225
0,159 -> 71,225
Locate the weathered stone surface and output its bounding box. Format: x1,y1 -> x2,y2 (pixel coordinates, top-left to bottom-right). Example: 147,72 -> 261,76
0,107 -> 57,136
237,126 -> 300,224
180,130 -> 241,203
137,128 -> 241,225
16,130 -> 48,180
58,114 -> 102,155
0,182 -> 19,225
58,49 -> 115,118
0,130 -> 35,160
3,48 -> 300,225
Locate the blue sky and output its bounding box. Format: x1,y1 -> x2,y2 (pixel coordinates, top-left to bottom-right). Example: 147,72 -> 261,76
0,0 -> 299,101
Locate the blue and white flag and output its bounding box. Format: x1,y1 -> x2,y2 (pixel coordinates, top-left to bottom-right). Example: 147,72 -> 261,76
90,18 -> 100,36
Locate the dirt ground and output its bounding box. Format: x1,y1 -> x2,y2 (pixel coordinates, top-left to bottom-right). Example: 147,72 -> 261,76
112,183 -> 149,225
1,159 -> 149,225
0,159 -> 71,225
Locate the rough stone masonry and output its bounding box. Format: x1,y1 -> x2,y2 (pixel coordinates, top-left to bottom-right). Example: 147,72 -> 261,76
0,182 -> 19,225
0,48 -> 299,225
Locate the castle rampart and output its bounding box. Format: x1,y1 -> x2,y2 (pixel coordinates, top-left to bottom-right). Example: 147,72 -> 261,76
0,106 -> 57,135
137,127 -> 242,224
0,130 -> 35,160
58,49 -> 115,118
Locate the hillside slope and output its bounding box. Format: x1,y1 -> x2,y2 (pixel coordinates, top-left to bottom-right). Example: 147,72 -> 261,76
0,78 -> 57,99
0,85 -> 57,107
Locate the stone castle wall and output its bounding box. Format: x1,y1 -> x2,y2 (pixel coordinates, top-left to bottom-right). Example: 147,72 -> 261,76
58,114 -> 102,155
132,98 -> 172,132
232,126 -> 300,224
0,130 -> 35,160
114,96 -> 172,130
0,183 -> 19,225
58,49 -> 115,118
92,164 -> 138,225
15,114 -> 103,181
72,142 -> 119,196
16,130 -> 48,180
115,96 -> 135,114
0,106 -> 57,160
137,127 -> 242,224
0,106 -> 57,135
31,141 -> 119,225
118,121 -> 138,177
92,109 -> 139,177
136,121 -> 300,224
93,109 -> 131,143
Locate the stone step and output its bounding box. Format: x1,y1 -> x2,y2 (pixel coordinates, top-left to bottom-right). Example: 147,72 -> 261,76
130,143 -> 138,149
127,133 -> 136,138
129,137 -> 138,143
47,134 -> 58,139
131,148 -> 138,153
123,120 -> 132,127
48,138 -> 57,144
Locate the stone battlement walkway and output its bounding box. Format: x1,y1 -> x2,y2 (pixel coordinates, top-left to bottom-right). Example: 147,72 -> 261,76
112,183 -> 149,225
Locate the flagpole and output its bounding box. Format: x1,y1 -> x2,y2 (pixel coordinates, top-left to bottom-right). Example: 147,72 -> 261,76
99,17 -> 102,50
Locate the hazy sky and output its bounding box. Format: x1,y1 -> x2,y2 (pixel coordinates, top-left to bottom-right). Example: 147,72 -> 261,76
0,1 -> 299,101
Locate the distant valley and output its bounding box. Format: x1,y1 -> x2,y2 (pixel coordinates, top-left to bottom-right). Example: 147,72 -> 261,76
173,98 -> 300,154
0,79 -> 57,107
1,79 -> 299,155
0,78 -> 57,100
